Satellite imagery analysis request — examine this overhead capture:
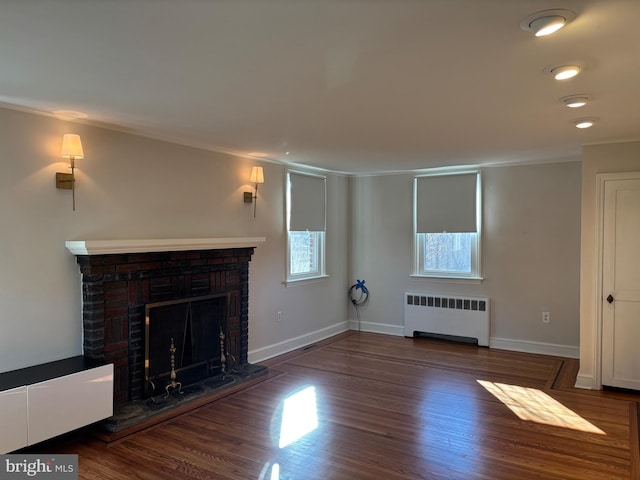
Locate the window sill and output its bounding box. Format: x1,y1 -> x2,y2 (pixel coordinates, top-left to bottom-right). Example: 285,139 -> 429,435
410,274 -> 483,285
284,275 -> 329,287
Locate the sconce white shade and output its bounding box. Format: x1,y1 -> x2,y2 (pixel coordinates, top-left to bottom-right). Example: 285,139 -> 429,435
60,134 -> 84,159
250,166 -> 265,184
57,133 -> 84,211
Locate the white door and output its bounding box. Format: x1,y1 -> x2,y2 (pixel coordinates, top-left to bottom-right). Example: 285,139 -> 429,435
602,175 -> 640,389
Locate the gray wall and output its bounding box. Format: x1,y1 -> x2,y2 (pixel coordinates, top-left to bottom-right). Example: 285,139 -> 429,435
349,162 -> 582,356
0,107 -> 349,372
1,104 -> 610,375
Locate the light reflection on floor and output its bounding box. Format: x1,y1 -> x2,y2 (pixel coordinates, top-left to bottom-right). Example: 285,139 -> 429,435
261,385 -> 319,480
270,463 -> 280,480
477,380 -> 606,434
278,385 -> 319,448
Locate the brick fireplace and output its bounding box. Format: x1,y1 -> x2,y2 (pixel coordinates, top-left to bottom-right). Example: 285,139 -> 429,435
66,238 -> 265,405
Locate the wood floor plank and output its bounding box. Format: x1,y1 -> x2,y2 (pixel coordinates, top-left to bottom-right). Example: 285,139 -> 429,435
26,332 -> 639,479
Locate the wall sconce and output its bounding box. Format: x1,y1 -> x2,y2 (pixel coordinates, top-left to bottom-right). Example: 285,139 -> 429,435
56,134 -> 84,211
243,166 -> 265,217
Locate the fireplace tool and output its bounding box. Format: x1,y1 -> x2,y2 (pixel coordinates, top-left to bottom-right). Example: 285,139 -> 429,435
219,326 -> 236,378
164,337 -> 183,398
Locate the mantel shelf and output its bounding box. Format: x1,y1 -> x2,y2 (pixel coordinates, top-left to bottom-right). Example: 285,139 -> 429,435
65,237 -> 266,255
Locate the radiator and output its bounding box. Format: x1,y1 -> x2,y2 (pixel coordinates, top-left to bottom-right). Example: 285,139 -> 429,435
403,292 -> 490,346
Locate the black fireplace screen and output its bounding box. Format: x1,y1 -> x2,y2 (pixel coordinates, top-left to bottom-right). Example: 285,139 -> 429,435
144,293 -> 229,398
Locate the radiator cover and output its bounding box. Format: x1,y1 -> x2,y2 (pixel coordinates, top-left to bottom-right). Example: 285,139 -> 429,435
403,292 -> 490,346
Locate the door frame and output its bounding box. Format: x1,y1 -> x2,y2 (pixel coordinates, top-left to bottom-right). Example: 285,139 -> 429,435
594,171 -> 640,389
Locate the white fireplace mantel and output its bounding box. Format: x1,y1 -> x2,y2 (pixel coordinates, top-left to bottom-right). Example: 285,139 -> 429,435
65,237 -> 266,255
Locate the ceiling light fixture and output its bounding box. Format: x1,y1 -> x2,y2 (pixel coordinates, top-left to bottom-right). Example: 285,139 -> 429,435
545,65 -> 581,80
562,95 -> 589,108
520,9 -> 576,37
574,118 -> 597,129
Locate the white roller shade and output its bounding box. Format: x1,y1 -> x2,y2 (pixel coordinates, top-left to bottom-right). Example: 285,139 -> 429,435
289,172 -> 326,231
416,173 -> 478,233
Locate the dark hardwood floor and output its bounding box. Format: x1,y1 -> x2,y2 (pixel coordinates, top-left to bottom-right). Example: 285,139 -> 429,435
35,332 -> 639,479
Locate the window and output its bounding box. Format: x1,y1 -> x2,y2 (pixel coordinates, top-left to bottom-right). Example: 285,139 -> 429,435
289,231 -> 321,275
418,232 -> 477,275
414,172 -> 481,279
286,171 -> 326,283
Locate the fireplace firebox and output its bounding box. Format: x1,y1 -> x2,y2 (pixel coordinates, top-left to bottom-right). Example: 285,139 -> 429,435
144,293 -> 229,399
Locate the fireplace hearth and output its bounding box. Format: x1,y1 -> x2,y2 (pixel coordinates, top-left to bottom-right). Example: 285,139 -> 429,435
66,238 -> 266,406
100,361 -> 267,435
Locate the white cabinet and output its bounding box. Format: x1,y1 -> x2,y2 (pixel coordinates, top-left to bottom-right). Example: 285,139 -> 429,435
0,386 -> 28,454
0,360 -> 113,453
28,364 -> 113,445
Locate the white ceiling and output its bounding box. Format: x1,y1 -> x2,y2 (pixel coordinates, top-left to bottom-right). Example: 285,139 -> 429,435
2,0 -> 639,174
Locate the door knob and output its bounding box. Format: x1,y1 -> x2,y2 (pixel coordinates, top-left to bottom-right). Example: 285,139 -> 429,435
607,294 -> 614,304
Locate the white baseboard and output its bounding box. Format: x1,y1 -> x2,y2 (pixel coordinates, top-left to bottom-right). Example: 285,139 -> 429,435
248,321 -> 350,364
574,373 -> 598,390
250,324 -> 580,364
490,337 -> 579,359
348,320 -> 404,336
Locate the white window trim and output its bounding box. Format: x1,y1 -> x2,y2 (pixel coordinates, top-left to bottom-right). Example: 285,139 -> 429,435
285,231 -> 327,284
409,274 -> 483,284
413,170 -> 483,282
285,170 -> 327,285
415,232 -> 481,279
283,274 -> 330,288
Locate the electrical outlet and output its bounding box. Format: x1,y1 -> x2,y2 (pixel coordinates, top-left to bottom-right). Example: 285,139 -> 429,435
277,311 -> 282,322
542,311 -> 550,324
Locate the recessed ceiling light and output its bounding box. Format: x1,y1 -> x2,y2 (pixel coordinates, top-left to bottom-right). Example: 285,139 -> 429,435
562,95 -> 590,108
531,17 -> 565,36
574,118 -> 597,129
546,65 -> 581,80
520,9 -> 577,37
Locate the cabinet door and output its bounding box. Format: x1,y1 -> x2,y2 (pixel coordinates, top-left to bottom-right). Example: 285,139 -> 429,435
0,386 -> 28,454
27,364 -> 113,445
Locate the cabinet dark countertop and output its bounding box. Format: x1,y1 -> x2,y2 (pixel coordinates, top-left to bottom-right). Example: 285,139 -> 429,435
0,356 -> 107,391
